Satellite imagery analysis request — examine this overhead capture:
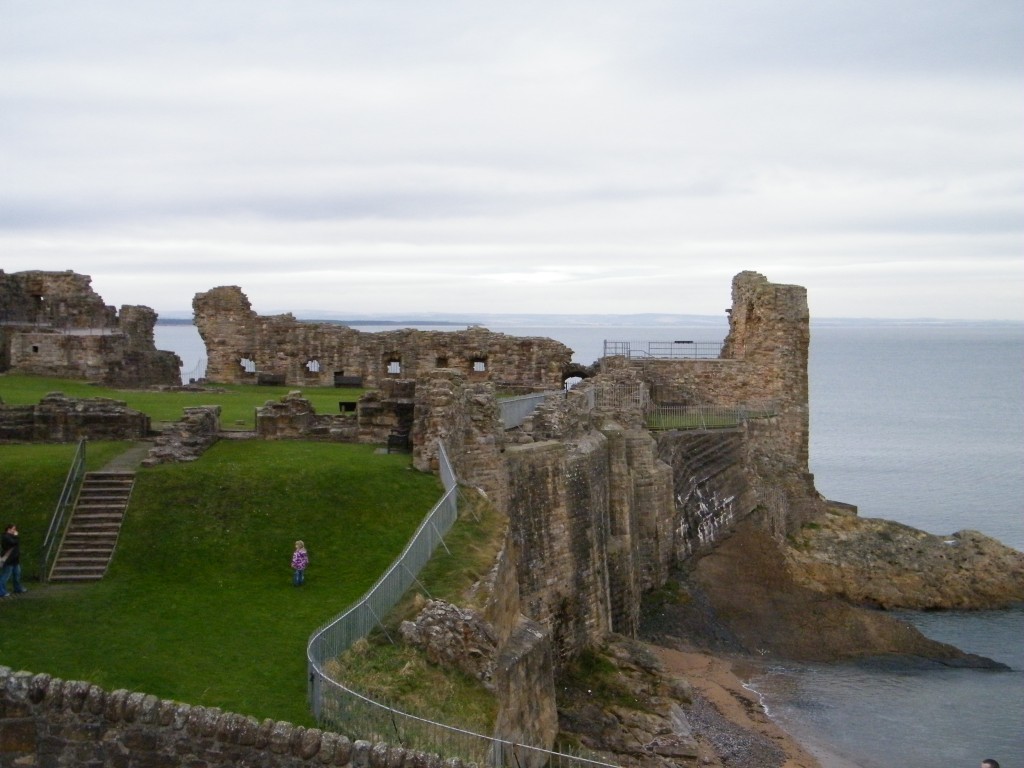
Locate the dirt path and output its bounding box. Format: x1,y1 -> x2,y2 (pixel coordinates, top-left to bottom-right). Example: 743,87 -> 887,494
98,440 -> 153,471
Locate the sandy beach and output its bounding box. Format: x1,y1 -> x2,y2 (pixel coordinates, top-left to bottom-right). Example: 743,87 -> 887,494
651,645 -> 865,768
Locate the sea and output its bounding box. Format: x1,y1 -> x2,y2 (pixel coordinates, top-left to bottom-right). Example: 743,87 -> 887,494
155,319 -> 1024,768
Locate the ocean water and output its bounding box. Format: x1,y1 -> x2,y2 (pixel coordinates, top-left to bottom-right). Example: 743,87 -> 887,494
155,319 -> 1024,767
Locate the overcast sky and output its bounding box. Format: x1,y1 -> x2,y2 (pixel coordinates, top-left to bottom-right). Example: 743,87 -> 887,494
2,1 -> 1022,320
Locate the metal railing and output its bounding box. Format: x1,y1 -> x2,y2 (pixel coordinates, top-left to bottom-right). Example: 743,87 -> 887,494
181,358 -> 207,384
498,391 -> 562,429
645,403 -> 776,431
306,442 -> 622,768
603,340 -> 723,360
38,439 -> 87,581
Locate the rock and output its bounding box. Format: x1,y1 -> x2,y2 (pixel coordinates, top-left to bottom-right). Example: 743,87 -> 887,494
398,600 -> 497,687
643,519 -> 1008,666
786,509 -> 1024,609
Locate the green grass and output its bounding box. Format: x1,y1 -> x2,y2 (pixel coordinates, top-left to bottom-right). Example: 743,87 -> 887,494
0,440 -> 441,726
0,373 -> 363,429
0,442 -> 134,577
330,491 -> 508,733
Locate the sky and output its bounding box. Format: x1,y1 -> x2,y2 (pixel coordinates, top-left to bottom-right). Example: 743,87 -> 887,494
2,1 -> 1022,320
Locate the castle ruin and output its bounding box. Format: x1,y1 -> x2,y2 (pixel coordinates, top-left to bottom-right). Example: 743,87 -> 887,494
0,270 -> 181,387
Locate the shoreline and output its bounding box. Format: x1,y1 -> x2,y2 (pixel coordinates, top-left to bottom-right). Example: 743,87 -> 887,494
650,645 -> 866,768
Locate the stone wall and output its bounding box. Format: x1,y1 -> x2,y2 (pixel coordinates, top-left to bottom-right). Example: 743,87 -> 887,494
410,273 -> 823,671
0,393 -> 151,443
602,271 -> 821,532
193,286 -> 572,391
142,406 -> 221,465
0,667 -> 454,768
0,270 -> 182,387
256,392 -> 359,442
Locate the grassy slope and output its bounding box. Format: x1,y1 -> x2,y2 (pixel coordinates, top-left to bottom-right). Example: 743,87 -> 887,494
0,440 -> 440,726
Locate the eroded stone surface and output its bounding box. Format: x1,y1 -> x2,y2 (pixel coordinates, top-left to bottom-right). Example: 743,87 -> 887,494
786,507 -> 1024,610
0,270 -> 181,386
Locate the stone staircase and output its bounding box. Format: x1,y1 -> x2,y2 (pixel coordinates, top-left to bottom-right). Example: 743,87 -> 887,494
48,471 -> 135,582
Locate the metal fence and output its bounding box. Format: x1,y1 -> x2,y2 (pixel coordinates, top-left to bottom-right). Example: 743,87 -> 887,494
305,442 -> 622,768
498,391 -> 563,429
38,439 -> 87,581
181,358 -> 207,384
603,340 -> 723,360
645,403 -> 777,431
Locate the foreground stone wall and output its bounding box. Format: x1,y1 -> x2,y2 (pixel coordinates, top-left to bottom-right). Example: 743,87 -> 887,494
0,667 -> 453,768
193,286 -> 572,391
0,270 -> 181,387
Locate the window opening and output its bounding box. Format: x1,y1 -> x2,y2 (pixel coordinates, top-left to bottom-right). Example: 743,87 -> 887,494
240,357 -> 257,374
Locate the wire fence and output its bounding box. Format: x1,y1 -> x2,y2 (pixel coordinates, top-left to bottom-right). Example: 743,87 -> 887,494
498,391 -> 563,429
645,403 -> 777,431
181,358 -> 207,384
305,442 -> 622,768
603,340 -> 723,360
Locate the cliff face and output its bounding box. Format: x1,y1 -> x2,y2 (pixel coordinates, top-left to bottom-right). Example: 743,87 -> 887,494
641,519 -> 1010,668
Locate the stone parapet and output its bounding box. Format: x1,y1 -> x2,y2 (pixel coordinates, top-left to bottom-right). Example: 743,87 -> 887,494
0,667 -> 457,768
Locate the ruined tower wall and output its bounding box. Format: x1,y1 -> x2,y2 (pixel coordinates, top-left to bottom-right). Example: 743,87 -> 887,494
0,270 -> 181,387
606,271 -> 819,532
0,270 -> 116,329
193,286 -> 572,391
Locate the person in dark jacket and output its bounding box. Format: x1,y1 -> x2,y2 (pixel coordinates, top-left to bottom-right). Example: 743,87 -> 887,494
0,523 -> 27,597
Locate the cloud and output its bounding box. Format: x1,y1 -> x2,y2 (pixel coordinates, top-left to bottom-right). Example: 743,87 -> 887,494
1,0 -> 1022,319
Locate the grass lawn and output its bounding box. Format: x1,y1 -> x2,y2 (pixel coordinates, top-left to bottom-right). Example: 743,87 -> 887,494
0,439 -> 441,726
0,373 -> 362,429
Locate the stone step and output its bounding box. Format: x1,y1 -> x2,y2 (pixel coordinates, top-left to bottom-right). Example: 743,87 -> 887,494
49,470 -> 134,583
49,573 -> 105,581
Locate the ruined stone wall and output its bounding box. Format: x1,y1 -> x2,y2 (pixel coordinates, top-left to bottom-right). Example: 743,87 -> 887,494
0,667 -> 451,768
412,370 -> 508,511
193,286 -> 571,391
0,270 -> 115,329
0,270 -> 181,387
492,618 -> 559,758
256,392 -> 360,442
604,271 -> 820,533
142,406 -> 221,466
0,394 -> 150,443
504,437 -> 614,661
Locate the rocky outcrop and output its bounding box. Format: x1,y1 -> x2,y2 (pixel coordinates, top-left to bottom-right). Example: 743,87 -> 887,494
785,506 -> 1024,610
641,520 -> 1007,667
